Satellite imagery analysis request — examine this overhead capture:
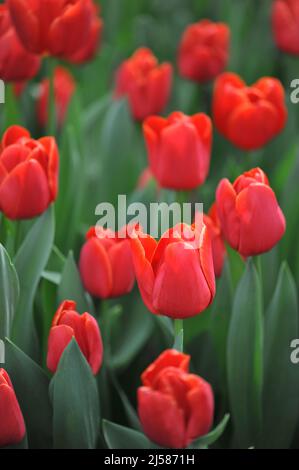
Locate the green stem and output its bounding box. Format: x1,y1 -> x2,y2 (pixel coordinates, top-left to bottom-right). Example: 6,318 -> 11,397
174,318 -> 183,338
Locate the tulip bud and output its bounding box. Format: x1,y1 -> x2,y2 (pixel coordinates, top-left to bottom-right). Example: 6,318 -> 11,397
143,112 -> 212,190
79,227 -> 135,299
130,223 -> 215,319
272,0 -> 299,55
195,203 -> 226,278
37,67 -> 76,128
47,300 -> 103,375
212,72 -> 287,150
138,349 -> 214,448
0,125 -> 59,220
216,168 -> 286,257
114,48 -> 172,121
178,19 -> 230,83
0,369 -> 26,448
0,4 -> 40,82
7,0 -> 101,62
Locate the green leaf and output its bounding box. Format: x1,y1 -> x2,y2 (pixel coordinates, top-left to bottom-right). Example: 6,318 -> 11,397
57,251 -> 94,315
227,259 -> 263,448
4,339 -> 52,449
12,207 -> 55,358
189,414 -> 230,449
0,244 -> 19,339
103,420 -> 153,449
261,263 -> 299,449
52,339 -> 100,449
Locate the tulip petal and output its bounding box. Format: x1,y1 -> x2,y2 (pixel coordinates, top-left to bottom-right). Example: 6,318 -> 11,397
47,324 -> 74,373
0,159 -> 50,219
236,183 -> 286,256
7,0 -> 40,53
79,237 -> 113,299
108,240 -> 135,297
152,241 -> 212,318
141,349 -> 190,387
138,386 -> 186,448
186,375 -> 214,444
83,313 -> 103,375
216,178 -> 240,250
0,383 -> 26,447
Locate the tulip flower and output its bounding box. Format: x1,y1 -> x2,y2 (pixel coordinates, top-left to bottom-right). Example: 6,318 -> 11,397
272,0 -> 299,55
114,47 -> 172,121
212,72 -> 287,150
216,168 -> 286,257
79,226 -> 135,299
37,66 -> 76,128
130,223 -> 215,319
47,300 -> 103,375
0,369 -> 26,448
178,19 -> 230,83
0,125 -> 59,220
0,4 -> 40,82
7,0 -> 101,62
195,203 -> 226,278
138,349 -> 214,448
143,112 -> 212,190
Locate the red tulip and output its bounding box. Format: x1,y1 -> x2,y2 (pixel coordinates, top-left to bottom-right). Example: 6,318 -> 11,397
79,226 -> 135,299
68,2 -> 102,63
7,0 -> 101,61
114,47 -> 172,121
130,223 -> 215,319
0,125 -> 59,220
272,0 -> 299,55
195,203 -> 226,278
47,300 -> 103,375
212,72 -> 287,150
216,168 -> 286,257
138,349 -> 214,448
178,19 -> 230,83
37,66 -> 76,128
143,111 -> 212,190
0,369 -> 26,448
0,4 -> 40,82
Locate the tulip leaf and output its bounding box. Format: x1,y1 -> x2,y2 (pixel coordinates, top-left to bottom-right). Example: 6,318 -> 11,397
57,251 -> 94,315
227,259 -> 263,449
12,207 -> 55,359
52,339 -> 100,449
103,420 -> 154,449
261,263 -> 299,448
189,414 -> 230,449
0,244 -> 19,339
4,338 -> 52,449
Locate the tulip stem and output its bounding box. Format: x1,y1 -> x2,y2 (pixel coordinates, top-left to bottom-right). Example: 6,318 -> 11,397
174,318 -> 184,352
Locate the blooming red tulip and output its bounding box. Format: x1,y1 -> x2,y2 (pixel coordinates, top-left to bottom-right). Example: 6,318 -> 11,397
7,0 -> 101,62
143,112 -> 212,190
79,226 -> 135,299
114,48 -> 172,121
178,19 -> 230,83
216,168 -> 286,257
37,66 -> 76,128
47,300 -> 103,375
195,203 -> 226,278
68,2 -> 102,63
138,349 -> 214,448
130,223 -> 215,319
0,125 -> 59,220
272,0 -> 299,55
213,72 -> 287,150
0,4 -> 40,82
0,369 -> 26,448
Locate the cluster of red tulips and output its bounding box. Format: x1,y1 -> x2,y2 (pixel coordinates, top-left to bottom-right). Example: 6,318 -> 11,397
0,0 -> 299,451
